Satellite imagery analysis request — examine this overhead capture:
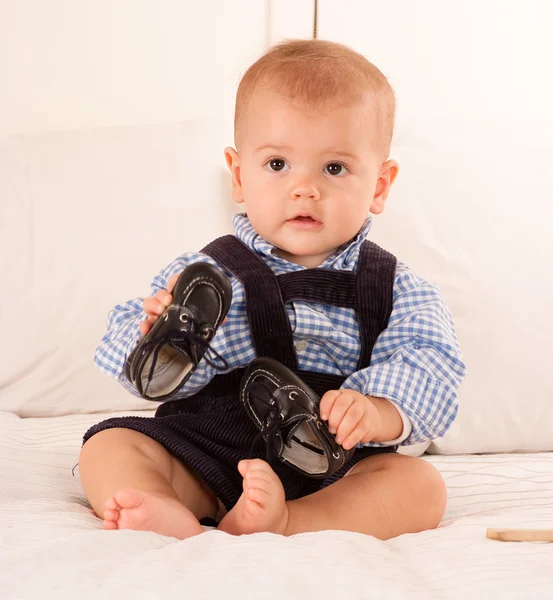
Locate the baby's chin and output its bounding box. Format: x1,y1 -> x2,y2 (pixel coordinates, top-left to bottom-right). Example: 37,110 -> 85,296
272,242 -> 339,268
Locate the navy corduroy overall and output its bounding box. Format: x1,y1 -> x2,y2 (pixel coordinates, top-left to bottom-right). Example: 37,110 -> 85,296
84,235 -> 398,512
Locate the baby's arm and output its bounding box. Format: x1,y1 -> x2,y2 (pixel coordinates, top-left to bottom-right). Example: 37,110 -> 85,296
94,252 -> 228,399
341,263 -> 467,446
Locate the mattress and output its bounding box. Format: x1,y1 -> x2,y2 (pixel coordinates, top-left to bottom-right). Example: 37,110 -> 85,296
1,410 -> 552,600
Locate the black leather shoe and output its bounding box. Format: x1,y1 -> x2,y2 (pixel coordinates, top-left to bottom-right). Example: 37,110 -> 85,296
125,262 -> 232,401
240,357 -> 354,478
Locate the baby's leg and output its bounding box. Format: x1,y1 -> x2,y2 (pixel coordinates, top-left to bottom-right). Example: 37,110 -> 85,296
284,453 -> 447,539
220,454 -> 445,539
79,428 -> 218,539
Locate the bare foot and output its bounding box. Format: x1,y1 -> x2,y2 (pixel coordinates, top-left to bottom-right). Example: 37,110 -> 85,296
218,459 -> 289,536
102,488 -> 204,540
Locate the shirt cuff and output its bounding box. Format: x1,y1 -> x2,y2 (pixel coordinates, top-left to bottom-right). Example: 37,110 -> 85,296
375,401 -> 413,445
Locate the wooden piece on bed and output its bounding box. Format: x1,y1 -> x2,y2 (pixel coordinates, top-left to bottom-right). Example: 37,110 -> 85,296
486,528 -> 553,542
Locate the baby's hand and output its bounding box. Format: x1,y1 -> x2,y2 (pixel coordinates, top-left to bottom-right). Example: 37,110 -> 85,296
140,272 -> 180,335
319,389 -> 382,450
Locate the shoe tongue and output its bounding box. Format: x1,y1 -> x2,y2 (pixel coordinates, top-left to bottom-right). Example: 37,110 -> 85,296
281,417 -> 309,447
168,341 -> 193,360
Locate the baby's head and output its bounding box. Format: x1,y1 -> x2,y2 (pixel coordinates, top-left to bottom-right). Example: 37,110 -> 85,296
225,39 -> 399,268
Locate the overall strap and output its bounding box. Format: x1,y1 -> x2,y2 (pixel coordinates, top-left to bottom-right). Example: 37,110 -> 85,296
201,235 -> 298,369
355,240 -> 397,370
277,270 -> 356,307
201,235 -> 397,377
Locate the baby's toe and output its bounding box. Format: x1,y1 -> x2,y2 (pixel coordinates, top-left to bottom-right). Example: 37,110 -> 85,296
104,496 -> 121,511
114,488 -> 144,509
103,519 -> 118,530
246,483 -> 271,505
237,459 -> 256,477
240,458 -> 276,476
246,472 -> 272,493
103,509 -> 119,522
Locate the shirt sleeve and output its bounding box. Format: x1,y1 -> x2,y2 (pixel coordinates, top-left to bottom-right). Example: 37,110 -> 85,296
342,263 -> 467,446
94,252 -> 224,399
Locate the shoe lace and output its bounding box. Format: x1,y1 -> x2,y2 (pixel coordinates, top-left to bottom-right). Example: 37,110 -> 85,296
247,381 -> 308,463
140,312 -> 229,388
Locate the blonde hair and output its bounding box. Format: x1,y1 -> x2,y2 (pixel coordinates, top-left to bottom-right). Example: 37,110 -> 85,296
234,39 -> 396,159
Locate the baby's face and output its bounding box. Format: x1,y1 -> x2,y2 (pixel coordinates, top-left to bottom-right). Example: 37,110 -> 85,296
226,89 -> 397,267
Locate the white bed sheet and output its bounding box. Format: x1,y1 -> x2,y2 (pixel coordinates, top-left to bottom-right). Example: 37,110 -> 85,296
1,410 -> 552,600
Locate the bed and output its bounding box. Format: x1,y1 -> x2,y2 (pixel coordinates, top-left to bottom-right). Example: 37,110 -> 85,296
2,2 -> 553,596
1,114 -> 552,600
1,410 -> 552,599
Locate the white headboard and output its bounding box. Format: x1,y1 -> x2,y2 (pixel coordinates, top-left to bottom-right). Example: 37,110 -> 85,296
0,0 -> 269,137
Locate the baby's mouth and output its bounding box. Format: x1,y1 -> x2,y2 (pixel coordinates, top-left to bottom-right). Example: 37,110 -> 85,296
287,214 -> 323,228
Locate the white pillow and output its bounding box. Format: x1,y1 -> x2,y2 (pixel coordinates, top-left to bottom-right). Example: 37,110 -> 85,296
3,114 -> 552,456
0,119 -> 234,416
370,118 -> 553,454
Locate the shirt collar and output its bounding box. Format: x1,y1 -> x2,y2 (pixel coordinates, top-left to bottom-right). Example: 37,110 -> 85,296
231,213 -> 373,269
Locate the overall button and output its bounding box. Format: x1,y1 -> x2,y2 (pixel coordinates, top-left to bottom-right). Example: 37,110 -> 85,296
295,340 -> 308,352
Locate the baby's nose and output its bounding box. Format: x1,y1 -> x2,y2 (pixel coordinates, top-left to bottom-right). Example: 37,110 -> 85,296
290,180 -> 321,200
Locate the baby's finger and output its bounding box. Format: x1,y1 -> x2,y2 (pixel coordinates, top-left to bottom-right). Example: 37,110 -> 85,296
154,289 -> 172,307
139,316 -> 156,335
327,392 -> 355,434
319,390 -> 342,421
340,423 -> 367,450
143,296 -> 165,317
335,401 -> 364,445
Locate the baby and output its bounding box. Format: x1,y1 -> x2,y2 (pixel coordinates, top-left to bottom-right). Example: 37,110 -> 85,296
79,39 -> 466,540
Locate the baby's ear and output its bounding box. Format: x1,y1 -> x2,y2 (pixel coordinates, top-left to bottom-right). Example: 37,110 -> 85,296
370,159 -> 399,214
224,147 -> 245,204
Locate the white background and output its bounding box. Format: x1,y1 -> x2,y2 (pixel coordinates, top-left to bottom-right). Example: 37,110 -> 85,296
1,1 -> 552,453
0,0 -> 271,137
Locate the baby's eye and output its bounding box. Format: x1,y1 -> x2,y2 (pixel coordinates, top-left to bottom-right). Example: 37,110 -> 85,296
266,158 -> 290,172
324,163 -> 348,176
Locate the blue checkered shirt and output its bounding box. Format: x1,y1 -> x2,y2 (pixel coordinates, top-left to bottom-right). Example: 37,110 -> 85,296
95,214 -> 466,447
